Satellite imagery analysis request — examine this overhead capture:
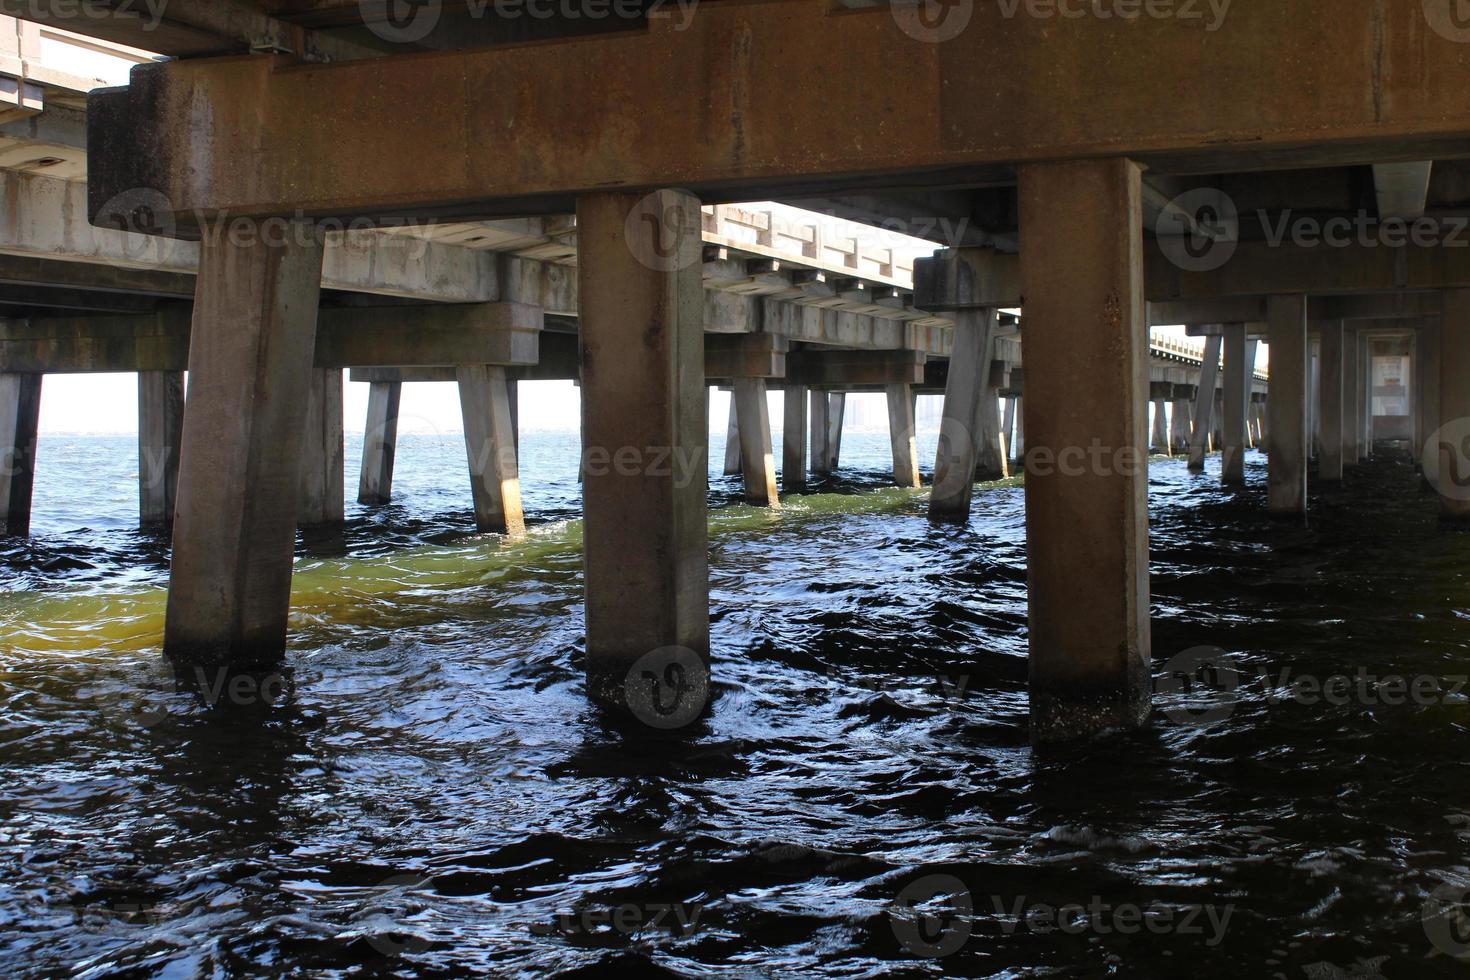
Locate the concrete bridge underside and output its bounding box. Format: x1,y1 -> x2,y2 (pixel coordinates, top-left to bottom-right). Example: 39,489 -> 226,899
0,1 -> 1462,743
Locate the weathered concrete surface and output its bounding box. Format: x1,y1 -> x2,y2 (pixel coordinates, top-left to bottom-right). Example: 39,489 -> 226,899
1343,325 -> 1362,466
723,398 -> 741,476
930,308 -> 996,521
734,377 -> 778,508
457,363 -> 523,535
358,380 -> 401,505
137,369 -> 182,528
886,382 -> 920,489
298,367 -> 345,528
1417,319 -> 1441,473
0,371 -> 39,536
1221,324 -> 1250,484
89,3 -> 1470,225
1019,158 -> 1150,745
975,359 -> 1008,481
1267,295 -> 1309,516
1318,322 -> 1344,482
164,221 -> 325,668
577,190 -> 708,719
1188,335 -> 1221,471
1439,292 -> 1470,520
1169,385 -> 1193,455
783,384 -> 807,493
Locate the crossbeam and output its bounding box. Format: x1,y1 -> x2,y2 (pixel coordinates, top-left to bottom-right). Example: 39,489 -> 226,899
89,1 -> 1470,228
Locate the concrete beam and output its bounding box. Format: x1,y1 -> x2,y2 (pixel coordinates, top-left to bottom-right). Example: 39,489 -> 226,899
1374,162 -> 1433,221
784,348 -> 925,388
91,3 -> 1470,225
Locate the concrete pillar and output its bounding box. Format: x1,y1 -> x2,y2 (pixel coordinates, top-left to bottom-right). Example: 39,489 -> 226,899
783,385 -> 807,492
931,308 -> 997,520
1018,157 -> 1150,744
826,392 -> 846,471
507,376 -> 520,459
1001,395 -> 1017,462
577,189 -> 709,716
1267,295 -> 1309,515
1169,385 -> 1193,455
1419,319 -> 1441,473
298,367 -> 345,528
1318,321 -> 1344,482
358,380 -> 402,505
886,382 -> 920,488
137,370 -> 183,528
976,360 -> 1008,481
1212,390 -> 1225,455
809,389 -> 831,476
1309,341 -> 1322,462
1013,394 -> 1024,457
0,373 -> 41,537
164,221 -> 325,667
457,364 -> 524,535
1188,335 -> 1221,471
1149,381 -> 1171,455
1343,327 -> 1361,465
1439,292 -> 1470,519
1221,324 -> 1250,484
734,377 -> 778,507
723,396 -> 741,475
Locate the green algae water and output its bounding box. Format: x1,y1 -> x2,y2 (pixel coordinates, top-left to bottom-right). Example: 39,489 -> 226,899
4,427 -> 1470,977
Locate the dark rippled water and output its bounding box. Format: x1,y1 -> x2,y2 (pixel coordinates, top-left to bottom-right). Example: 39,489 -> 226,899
4,422 -> 1470,978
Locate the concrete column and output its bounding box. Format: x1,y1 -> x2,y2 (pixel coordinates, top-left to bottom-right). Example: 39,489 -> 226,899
298,367 -> 345,528
976,360 -> 1008,481
1169,385 -> 1193,454
783,385 -> 807,492
886,382 -> 920,488
457,363 -> 524,535
1309,341 -> 1322,462
1013,394 -> 1024,457
1149,401 -> 1168,455
577,190 -> 708,716
0,373 -> 41,537
723,396 -> 741,475
507,376 -> 520,459
734,377 -> 778,507
357,380 -> 402,505
1318,321 -> 1344,482
1018,157 -> 1150,744
1419,319 -> 1441,473
826,392 -> 846,471
1267,295 -> 1309,515
164,221 -> 325,667
1212,390 -> 1225,455
137,370 -> 183,528
1001,395 -> 1016,462
809,389 -> 831,476
1221,323 -> 1250,484
931,308 -> 998,520
1439,292 -> 1470,519
1342,327 -> 1360,464
1188,335 -> 1221,471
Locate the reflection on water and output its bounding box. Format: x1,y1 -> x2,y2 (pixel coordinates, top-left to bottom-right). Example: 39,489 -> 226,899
3,431 -> 1470,977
